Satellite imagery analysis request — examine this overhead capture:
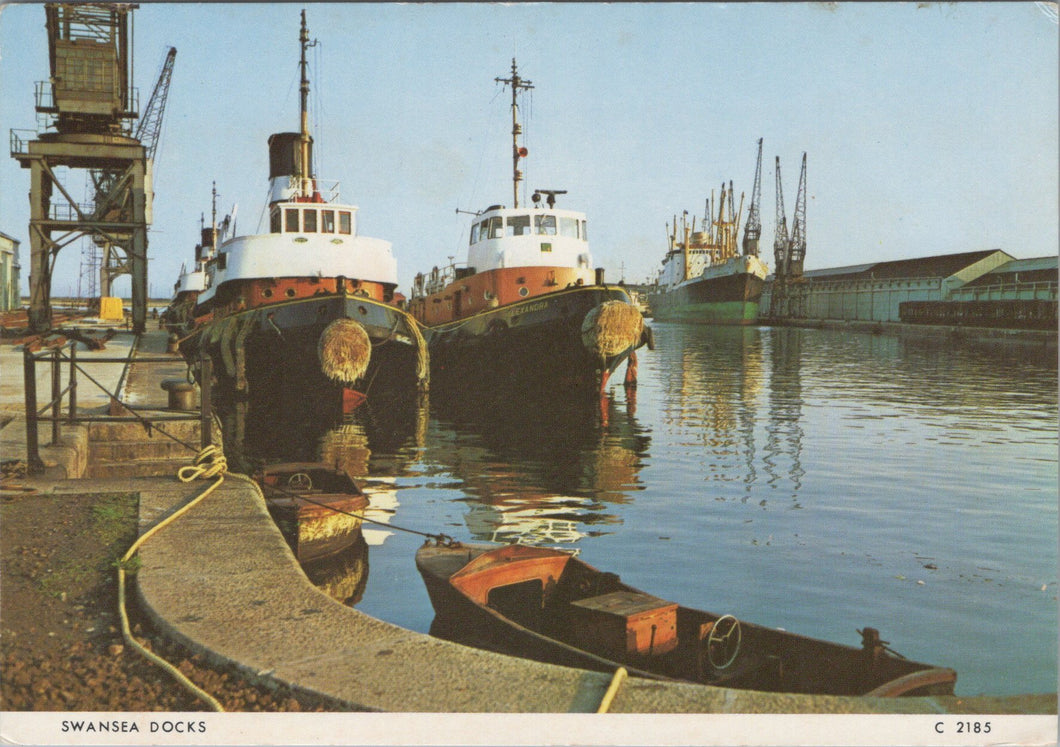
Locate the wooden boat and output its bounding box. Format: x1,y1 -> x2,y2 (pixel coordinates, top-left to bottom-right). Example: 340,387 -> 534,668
407,60 -> 650,398
255,462 -> 368,563
416,542 -> 957,697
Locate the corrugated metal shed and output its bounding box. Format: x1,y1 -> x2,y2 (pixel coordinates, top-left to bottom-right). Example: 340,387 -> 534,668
801,250 -> 1005,282
960,255 -> 1058,288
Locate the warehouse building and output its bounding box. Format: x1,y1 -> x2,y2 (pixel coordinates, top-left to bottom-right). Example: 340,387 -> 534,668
761,250 -> 1057,329
0,232 -> 21,312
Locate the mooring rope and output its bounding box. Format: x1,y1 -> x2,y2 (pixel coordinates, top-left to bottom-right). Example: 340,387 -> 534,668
597,667 -> 628,713
259,478 -> 454,544
116,446 -> 230,712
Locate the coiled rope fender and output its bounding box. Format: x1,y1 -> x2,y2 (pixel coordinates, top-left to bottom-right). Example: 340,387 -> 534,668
116,446 -> 230,712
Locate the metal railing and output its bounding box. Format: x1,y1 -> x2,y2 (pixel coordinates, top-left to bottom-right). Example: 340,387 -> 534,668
22,339 -> 212,475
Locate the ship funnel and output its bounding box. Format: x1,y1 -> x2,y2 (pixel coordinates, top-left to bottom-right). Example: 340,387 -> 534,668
268,132 -> 314,203
269,132 -> 313,179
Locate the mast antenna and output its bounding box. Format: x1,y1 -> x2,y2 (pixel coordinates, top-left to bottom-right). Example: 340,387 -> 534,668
298,9 -> 319,199
496,58 -> 534,208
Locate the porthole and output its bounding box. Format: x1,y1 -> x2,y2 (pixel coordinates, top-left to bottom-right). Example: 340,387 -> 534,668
285,288 -> 296,298
518,287 -> 529,297
262,288 -> 273,298
484,290 -> 493,300
358,305 -> 368,316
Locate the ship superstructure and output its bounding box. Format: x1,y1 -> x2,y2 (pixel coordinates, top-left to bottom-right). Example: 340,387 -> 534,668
178,11 -> 426,454
408,60 -> 649,399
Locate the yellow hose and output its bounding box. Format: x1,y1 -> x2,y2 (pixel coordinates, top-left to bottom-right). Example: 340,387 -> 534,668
597,666 -> 628,713
117,445 -> 229,712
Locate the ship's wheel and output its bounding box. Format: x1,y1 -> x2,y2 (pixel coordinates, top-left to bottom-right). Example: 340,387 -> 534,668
286,472 -> 313,492
707,614 -> 742,670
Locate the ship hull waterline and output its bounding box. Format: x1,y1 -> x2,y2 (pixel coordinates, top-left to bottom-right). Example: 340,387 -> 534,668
649,269 -> 765,325
423,284 -> 650,399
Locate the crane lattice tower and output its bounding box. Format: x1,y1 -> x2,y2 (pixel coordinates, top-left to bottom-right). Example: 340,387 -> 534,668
10,3 -> 155,332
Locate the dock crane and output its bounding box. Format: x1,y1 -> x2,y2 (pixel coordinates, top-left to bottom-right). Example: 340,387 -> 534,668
773,156 -> 790,280
92,47 -> 177,220
788,153 -> 807,279
91,46 -> 177,299
742,138 -> 763,258
769,156 -> 791,319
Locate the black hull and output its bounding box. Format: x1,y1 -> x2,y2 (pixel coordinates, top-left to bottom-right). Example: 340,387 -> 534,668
180,296 -> 425,466
425,285 -> 646,397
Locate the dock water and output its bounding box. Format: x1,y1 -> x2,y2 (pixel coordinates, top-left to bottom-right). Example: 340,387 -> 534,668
0,328 -> 1054,713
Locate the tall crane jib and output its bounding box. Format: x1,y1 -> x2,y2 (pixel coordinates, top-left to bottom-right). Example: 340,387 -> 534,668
788,153 -> 808,279
742,138 -> 763,258
137,47 -> 177,163
773,156 -> 790,280
93,47 -> 177,222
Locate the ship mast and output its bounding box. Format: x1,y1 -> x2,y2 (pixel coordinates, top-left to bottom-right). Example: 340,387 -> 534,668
496,59 -> 534,208
298,10 -> 318,199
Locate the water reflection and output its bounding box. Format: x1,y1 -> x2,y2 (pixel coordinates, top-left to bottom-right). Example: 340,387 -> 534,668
301,533 -> 369,606
651,325 -> 806,503
426,389 -> 651,544
764,327 -> 805,501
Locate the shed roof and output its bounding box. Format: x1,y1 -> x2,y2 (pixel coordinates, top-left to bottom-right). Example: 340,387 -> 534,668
801,250 -> 1008,282
986,256 -> 1058,274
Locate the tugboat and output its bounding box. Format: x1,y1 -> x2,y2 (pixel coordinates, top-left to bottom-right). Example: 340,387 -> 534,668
179,11 -> 427,433
162,186 -> 223,334
408,60 -> 649,399
648,140 -> 770,324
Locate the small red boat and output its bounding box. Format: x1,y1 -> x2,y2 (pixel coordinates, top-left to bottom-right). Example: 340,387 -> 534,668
416,542 -> 957,697
256,462 -> 368,563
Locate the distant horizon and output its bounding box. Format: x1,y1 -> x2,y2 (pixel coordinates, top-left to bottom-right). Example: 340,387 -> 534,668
2,3 -> 1056,299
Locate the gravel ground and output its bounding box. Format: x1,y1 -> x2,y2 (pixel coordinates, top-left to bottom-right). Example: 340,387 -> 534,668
0,483 -> 349,712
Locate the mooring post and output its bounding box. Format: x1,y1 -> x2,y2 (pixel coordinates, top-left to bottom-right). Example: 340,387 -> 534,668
199,354 -> 213,449
67,342 -> 77,422
50,347 -> 61,445
22,347 -> 44,475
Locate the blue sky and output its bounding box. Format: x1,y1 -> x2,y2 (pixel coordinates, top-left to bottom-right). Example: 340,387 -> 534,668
1,2 -> 1056,298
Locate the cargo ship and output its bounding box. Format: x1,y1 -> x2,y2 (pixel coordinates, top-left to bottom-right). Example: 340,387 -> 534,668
407,60 -> 649,398
648,143 -> 769,325
178,11 -> 427,430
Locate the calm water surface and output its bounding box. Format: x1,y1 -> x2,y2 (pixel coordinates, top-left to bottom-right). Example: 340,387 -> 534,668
269,325 -> 1058,697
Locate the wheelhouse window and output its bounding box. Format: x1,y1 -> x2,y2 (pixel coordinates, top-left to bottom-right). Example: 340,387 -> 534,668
321,210 -> 335,233
535,214 -> 557,236
581,220 -> 588,240
487,216 -> 504,239
339,211 -> 352,235
303,209 -> 317,233
559,217 -> 579,238
507,215 -> 531,236
270,208 -> 282,234
284,208 -> 300,232
469,222 -> 480,245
